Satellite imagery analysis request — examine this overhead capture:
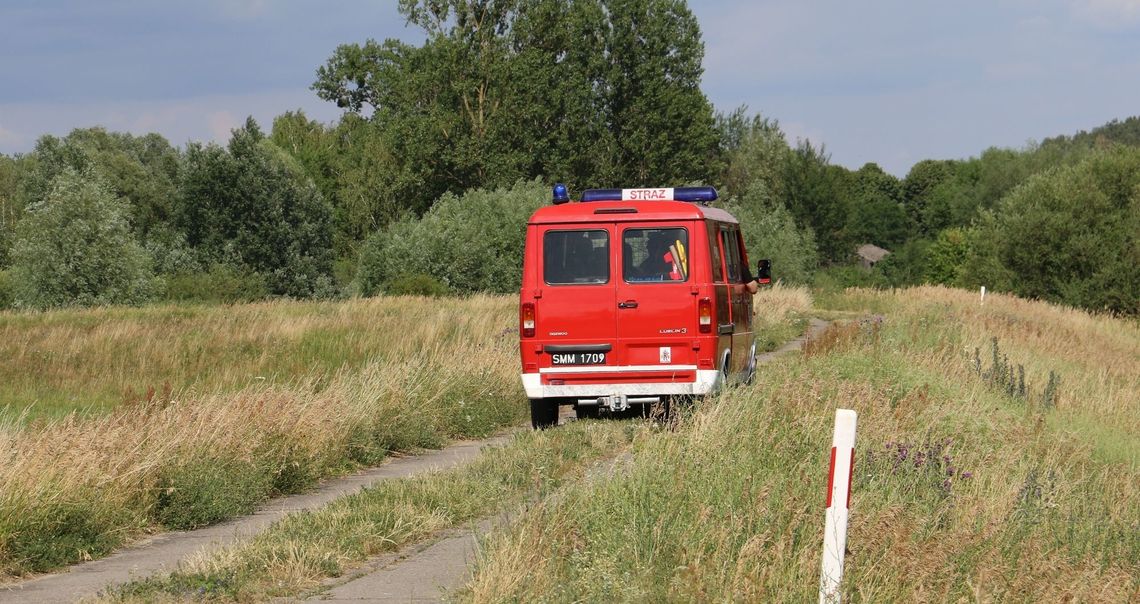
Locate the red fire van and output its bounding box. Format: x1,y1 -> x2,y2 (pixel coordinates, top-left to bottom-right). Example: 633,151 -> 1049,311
519,185 -> 761,428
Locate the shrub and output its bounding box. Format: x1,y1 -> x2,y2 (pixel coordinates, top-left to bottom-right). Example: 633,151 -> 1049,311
10,168 -> 157,309
876,237 -> 931,287
924,228 -> 968,285
357,179 -> 546,295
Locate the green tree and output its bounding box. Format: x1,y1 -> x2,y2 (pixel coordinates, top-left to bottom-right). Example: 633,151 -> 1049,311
847,162 -> 909,248
716,108 -> 790,201
600,0 -> 719,185
901,159 -> 955,235
313,0 -> 719,211
0,154 -> 25,267
10,168 -> 156,309
178,118 -> 335,298
20,128 -> 181,241
961,148 -> 1140,313
781,140 -> 851,262
721,182 -> 818,284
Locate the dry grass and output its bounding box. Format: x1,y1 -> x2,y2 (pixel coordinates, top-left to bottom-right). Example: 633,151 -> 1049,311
0,295 -> 516,419
752,283 -> 814,352
461,286 -> 1139,602
0,295 -> 524,578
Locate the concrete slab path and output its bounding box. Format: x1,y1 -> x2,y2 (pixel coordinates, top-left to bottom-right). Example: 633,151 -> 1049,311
0,435 -> 513,604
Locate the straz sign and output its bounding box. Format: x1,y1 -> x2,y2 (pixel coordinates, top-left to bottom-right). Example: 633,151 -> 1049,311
622,188 -> 674,201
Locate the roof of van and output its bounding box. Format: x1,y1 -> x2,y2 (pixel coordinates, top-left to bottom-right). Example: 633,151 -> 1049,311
528,200 -> 739,225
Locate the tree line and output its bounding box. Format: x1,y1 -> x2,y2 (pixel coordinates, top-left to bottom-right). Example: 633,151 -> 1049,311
0,0 -> 1135,314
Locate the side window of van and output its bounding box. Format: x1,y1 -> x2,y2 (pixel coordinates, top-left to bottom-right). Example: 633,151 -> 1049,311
706,222 -> 724,282
721,227 -> 741,282
623,228 -> 689,283
543,230 -> 609,285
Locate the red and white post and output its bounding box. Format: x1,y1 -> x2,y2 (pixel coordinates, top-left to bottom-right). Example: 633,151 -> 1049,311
819,408 -> 857,604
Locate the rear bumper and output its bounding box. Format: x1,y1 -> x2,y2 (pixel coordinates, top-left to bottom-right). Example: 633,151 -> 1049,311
521,365 -> 721,399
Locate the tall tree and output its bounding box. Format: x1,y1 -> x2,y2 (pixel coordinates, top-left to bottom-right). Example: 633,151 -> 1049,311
178,118 -> 335,297
901,159 -> 955,235
847,162 -> 909,248
599,0 -> 719,185
782,140 -> 851,262
312,0 -> 720,212
715,108 -> 790,200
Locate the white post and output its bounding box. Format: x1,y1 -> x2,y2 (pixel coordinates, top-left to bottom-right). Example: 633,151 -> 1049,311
980,286 -> 986,305
819,409 -> 857,604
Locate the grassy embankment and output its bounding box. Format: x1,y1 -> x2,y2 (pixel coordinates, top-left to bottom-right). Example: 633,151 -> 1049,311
95,284 -> 817,601
0,295 -> 525,579
462,286 -> 1138,602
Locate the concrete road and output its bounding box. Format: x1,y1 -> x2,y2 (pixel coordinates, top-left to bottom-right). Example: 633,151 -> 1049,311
0,435 -> 513,604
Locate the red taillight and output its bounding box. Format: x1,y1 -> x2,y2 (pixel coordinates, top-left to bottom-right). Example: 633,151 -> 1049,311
521,302 -> 536,337
698,297 -> 712,333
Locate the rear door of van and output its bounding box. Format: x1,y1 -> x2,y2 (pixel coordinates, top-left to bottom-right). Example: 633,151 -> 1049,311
533,226 -> 618,367
614,222 -> 698,368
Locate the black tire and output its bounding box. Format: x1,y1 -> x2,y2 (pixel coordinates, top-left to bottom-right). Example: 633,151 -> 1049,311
743,343 -> 758,385
575,405 -> 601,420
530,398 -> 559,429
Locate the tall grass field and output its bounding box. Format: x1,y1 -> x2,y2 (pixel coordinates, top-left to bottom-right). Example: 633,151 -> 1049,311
0,295 -> 524,578
462,286 -> 1138,602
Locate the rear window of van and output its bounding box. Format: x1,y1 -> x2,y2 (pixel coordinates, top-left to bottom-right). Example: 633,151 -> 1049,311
623,227 -> 689,282
544,230 -> 609,284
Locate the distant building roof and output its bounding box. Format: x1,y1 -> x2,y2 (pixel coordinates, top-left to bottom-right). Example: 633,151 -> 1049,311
856,244 -> 891,263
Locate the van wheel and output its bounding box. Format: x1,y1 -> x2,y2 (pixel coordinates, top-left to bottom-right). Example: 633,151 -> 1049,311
575,405 -> 600,420
743,343 -> 758,385
530,399 -> 559,429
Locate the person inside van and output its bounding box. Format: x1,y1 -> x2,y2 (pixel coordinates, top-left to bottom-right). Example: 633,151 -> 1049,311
641,230 -> 683,281
740,262 -> 760,295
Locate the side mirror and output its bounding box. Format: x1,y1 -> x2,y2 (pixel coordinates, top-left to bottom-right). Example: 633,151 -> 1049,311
757,259 -> 771,284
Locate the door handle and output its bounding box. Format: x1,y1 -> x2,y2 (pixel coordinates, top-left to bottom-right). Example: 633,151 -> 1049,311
618,300 -> 639,309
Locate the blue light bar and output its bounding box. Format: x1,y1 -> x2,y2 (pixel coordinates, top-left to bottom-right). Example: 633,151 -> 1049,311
552,183 -> 570,205
581,188 -> 623,202
580,186 -> 718,203
674,186 -> 718,202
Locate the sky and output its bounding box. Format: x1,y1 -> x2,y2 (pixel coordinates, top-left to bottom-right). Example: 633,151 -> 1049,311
2,0 -> 1140,176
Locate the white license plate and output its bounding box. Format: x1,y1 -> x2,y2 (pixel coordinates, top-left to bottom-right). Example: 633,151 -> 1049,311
550,352 -> 607,365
